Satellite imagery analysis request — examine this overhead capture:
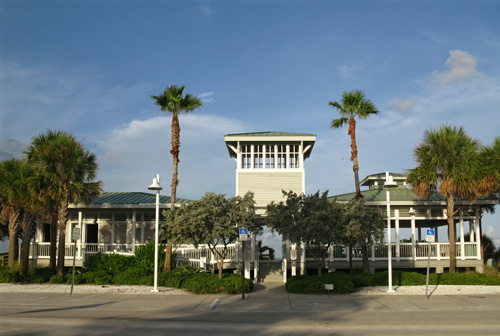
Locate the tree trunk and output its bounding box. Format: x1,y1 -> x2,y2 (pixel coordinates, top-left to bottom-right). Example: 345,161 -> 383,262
56,196 -> 68,276
348,117 -> 362,199
7,210 -> 20,267
164,113 -> 181,273
361,243 -> 370,273
20,213 -> 34,278
49,217 -> 57,270
348,243 -> 353,271
447,195 -> 456,273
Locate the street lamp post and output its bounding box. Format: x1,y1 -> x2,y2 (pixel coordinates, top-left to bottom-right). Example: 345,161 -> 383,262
148,174 -> 162,293
384,171 -> 397,293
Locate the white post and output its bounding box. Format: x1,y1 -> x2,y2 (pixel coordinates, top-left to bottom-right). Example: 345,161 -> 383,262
384,172 -> 396,293
148,174 -> 162,294
132,209 -> 136,252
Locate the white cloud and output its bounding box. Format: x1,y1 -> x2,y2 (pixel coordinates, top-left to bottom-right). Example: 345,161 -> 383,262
97,113 -> 247,198
0,138 -> 26,160
432,50 -> 481,85
198,5 -> 212,18
338,65 -> 361,79
198,91 -> 214,103
388,97 -> 415,115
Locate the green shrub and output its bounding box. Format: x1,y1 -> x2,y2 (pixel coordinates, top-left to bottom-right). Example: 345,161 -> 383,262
133,242 -> 165,275
81,270 -> 113,285
286,273 -> 355,294
0,266 -> 20,283
181,272 -> 222,294
220,273 -> 254,294
161,266 -> 201,288
83,253 -> 133,276
49,274 -> 65,284
28,267 -> 55,284
113,267 -> 146,285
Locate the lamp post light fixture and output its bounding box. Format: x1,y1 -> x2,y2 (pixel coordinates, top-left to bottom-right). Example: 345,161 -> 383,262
384,171 -> 398,293
148,174 -> 162,293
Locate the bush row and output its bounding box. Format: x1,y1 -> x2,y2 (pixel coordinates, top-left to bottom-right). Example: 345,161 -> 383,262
286,270 -> 500,294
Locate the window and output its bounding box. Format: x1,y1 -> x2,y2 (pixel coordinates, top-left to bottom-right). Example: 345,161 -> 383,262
240,142 -> 300,169
241,144 -> 251,169
289,144 -> 299,168
254,145 -> 263,168
277,145 -> 287,168
266,144 -> 275,168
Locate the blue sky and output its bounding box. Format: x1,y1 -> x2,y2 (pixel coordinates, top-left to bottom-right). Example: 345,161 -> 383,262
1,0 -> 499,251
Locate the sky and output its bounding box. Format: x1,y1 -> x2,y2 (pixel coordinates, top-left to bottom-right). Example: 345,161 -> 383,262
1,0 -> 499,253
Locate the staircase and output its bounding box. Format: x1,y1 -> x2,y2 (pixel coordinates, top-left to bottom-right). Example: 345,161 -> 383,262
258,261 -> 284,282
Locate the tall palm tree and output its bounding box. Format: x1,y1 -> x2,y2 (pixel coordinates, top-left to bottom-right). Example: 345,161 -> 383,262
329,90 -> 379,199
151,85 -> 203,272
407,125 -> 482,273
0,159 -> 27,267
25,130 -> 102,275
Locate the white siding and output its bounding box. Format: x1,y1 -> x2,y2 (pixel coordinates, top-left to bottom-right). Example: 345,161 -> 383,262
237,171 -> 303,208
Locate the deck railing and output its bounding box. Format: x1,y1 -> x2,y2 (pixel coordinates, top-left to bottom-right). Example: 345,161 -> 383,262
305,242 -> 480,262
28,241 -> 480,264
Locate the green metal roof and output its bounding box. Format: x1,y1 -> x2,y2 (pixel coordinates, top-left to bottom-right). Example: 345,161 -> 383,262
360,172 -> 407,186
329,187 -> 498,204
329,186 -> 444,202
224,131 -> 316,137
90,192 -> 192,205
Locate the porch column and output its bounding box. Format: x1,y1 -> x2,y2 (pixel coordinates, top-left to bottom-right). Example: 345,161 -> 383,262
132,210 -> 136,252
252,233 -> 258,283
81,213 -> 87,263
459,210 -> 465,260
291,242 -> 297,276
111,213 -> 115,248
140,213 -> 145,244
410,208 -> 416,261
78,211 -> 83,259
475,209 -> 482,260
395,209 -> 400,261
300,241 -> 306,275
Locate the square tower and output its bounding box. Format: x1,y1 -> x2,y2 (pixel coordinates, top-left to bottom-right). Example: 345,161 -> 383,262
224,131 -> 316,214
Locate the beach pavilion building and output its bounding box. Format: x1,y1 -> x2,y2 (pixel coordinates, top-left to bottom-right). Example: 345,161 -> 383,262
27,131 -> 494,280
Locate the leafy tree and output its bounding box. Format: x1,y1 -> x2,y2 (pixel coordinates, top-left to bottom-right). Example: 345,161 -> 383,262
344,198 -> 386,273
266,190 -> 345,276
25,130 -> 101,275
407,125 -> 483,273
151,84 -> 203,273
166,192 -> 258,279
329,90 -> 379,199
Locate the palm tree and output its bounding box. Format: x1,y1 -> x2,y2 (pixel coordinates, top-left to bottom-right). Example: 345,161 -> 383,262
0,159 -> 26,267
407,125 -> 482,273
478,136 -> 500,197
25,130 -> 102,275
151,85 -> 203,272
329,90 -> 379,199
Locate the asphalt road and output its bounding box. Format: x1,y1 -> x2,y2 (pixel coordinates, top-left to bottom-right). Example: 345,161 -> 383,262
1,283 -> 500,335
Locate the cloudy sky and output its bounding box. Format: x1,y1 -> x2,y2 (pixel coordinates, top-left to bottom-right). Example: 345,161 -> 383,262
1,0 -> 499,251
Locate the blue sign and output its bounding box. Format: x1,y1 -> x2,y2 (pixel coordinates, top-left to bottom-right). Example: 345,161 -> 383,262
239,228 -> 248,235
426,229 -> 435,236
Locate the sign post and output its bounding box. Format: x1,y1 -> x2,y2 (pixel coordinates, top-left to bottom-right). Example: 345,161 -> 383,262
239,228 -> 248,300
425,229 -> 435,299
70,228 -> 81,298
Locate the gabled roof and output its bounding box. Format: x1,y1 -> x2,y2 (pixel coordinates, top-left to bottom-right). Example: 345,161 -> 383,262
224,131 -> 316,137
224,131 -> 316,159
69,192 -> 192,208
